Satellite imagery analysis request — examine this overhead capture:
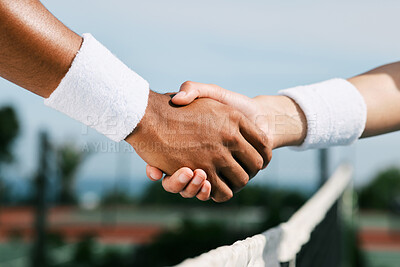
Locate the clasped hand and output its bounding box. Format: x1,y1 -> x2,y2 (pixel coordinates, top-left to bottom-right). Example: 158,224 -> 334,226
125,88 -> 271,202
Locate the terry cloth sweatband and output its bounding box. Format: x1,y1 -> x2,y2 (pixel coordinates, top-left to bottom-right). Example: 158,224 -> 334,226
278,78 -> 367,150
44,33 -> 149,142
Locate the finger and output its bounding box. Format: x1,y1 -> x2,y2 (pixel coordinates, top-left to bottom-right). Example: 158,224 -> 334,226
231,134 -> 264,178
239,116 -> 272,169
196,180 -> 211,201
208,170 -> 234,203
180,169 -> 207,198
146,165 -> 164,181
173,81 -> 254,109
218,158 -> 249,192
172,81 -> 227,106
162,167 -> 194,193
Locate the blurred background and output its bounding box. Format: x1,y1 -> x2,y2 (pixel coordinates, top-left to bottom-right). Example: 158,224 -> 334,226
0,0 -> 399,266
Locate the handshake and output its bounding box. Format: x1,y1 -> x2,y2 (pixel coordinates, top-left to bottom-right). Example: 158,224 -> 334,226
125,81 -> 307,202
37,35 -> 367,203
0,1 -> 382,205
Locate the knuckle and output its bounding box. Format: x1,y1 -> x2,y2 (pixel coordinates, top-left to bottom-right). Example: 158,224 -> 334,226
181,80 -> 194,89
213,196 -> 223,203
223,191 -> 234,201
210,84 -> 223,95
255,158 -> 264,170
230,110 -> 243,121
217,87 -> 227,101
180,192 -> 190,198
198,196 -> 207,201
213,153 -> 224,163
195,170 -> 207,180
162,180 -> 179,193
236,174 -> 249,189
259,133 -> 270,149
223,131 -> 240,145
214,190 -> 233,203
170,187 -> 181,194
161,179 -> 170,191
197,193 -> 208,201
214,155 -> 229,168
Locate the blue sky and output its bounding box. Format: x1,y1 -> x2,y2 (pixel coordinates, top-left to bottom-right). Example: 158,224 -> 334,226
1,0 -> 400,192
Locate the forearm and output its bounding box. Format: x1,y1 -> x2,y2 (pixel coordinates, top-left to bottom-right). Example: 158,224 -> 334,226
0,1 -> 149,142
0,0 -> 82,98
348,62 -> 400,138
255,62 -> 400,150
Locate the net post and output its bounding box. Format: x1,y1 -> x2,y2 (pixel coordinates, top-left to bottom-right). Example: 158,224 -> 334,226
318,149 -> 329,187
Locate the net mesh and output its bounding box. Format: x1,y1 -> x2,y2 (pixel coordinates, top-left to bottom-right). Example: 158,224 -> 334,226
175,164 -> 352,267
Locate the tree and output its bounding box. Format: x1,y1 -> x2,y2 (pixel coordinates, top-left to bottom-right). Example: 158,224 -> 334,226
358,167 -> 400,210
55,142 -> 89,205
0,106 -> 20,203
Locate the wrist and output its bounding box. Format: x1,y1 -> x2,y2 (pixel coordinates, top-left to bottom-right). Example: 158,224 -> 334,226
125,90 -> 162,147
45,34 -> 149,142
253,95 -> 307,149
278,79 -> 367,150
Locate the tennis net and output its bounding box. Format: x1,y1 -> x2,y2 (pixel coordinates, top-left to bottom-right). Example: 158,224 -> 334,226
175,164 -> 353,267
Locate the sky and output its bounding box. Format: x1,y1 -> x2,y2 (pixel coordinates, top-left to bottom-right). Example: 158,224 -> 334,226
1,0 -> 400,193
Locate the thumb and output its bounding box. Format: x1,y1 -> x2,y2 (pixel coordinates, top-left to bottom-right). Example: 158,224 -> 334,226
172,81 -> 224,106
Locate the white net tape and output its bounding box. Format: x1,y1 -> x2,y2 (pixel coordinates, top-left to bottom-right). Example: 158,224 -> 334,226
175,164 -> 352,267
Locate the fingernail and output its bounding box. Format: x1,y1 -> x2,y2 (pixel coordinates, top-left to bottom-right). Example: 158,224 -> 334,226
192,176 -> 203,185
149,172 -> 156,180
201,186 -> 209,193
179,173 -> 191,183
175,91 -> 186,98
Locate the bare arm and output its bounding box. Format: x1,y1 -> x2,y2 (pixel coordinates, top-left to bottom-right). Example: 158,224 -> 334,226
0,0 -> 82,98
252,62 -> 400,146
253,62 -> 400,147
348,62 -> 400,138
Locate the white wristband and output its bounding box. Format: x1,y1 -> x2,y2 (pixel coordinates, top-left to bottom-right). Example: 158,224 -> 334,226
278,78 -> 367,150
44,33 -> 149,142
